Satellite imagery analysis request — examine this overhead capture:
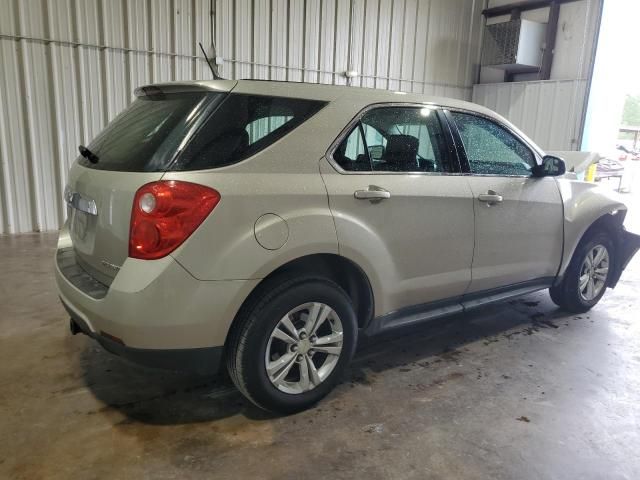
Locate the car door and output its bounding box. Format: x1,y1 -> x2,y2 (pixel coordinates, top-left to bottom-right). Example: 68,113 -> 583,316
319,105 -> 475,318
446,110 -> 563,294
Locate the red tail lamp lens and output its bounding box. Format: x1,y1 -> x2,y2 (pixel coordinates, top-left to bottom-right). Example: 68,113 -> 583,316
129,181 -> 220,260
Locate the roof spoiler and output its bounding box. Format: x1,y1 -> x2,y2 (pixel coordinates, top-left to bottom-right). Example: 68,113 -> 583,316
134,80 -> 237,98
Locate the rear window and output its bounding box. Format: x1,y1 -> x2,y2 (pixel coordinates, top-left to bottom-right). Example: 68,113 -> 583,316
78,92 -> 326,172
78,91 -> 220,172
171,94 -> 326,170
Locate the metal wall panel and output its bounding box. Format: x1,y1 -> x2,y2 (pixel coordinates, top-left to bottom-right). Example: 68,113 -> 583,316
0,0 -> 484,234
472,79 -> 588,151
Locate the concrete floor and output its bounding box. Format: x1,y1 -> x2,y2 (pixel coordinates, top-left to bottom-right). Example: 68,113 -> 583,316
2,197 -> 640,480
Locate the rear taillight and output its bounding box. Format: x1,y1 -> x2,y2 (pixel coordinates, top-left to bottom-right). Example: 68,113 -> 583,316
129,181 -> 220,260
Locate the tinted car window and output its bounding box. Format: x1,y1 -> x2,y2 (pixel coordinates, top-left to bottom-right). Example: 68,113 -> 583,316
333,125 -> 371,171
174,94 -> 326,170
246,115 -> 293,144
362,124 -> 387,161
78,91 -> 217,171
451,112 -> 536,176
362,107 -> 452,172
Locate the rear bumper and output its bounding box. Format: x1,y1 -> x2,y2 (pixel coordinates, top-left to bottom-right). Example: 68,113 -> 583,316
55,227 -> 259,373
64,301 -> 223,374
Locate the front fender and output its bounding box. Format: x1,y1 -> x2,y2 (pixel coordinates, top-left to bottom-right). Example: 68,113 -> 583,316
556,179 -> 632,281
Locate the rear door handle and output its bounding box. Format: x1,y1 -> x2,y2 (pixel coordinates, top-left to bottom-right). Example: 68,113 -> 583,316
354,186 -> 391,202
477,190 -> 503,205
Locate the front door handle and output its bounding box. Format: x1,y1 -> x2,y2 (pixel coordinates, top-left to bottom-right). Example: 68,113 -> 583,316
354,186 -> 391,202
477,190 -> 503,205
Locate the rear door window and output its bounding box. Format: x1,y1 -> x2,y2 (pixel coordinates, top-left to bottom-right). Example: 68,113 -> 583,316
174,95 -> 326,170
363,107 -> 452,172
333,106 -> 454,173
332,124 -> 371,171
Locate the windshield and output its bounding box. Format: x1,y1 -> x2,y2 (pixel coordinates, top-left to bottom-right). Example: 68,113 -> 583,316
78,91 -> 223,172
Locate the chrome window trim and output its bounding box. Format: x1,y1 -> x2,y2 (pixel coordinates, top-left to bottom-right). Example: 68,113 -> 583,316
325,102 -> 461,176
325,102 -> 544,177
458,173 -> 532,179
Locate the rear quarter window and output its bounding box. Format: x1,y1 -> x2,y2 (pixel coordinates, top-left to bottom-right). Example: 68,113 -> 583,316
172,94 -> 327,171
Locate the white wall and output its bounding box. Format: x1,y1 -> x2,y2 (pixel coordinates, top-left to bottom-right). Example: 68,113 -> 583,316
474,0 -> 600,151
480,0 -> 598,83
0,0 -> 485,234
473,79 -> 587,151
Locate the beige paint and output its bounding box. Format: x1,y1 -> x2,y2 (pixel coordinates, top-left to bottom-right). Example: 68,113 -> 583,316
56,226 -> 260,349
66,168 -> 163,284
56,80 -> 631,352
254,214 -> 289,250
556,179 -> 628,276
319,159 -> 475,316
465,176 -> 564,292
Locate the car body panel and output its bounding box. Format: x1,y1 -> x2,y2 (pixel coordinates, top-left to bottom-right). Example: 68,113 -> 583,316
162,97 -> 347,280
54,80 -> 637,369
56,225 -> 259,349
65,165 -> 163,284
465,176 -> 564,293
164,169 -> 340,280
555,179 -> 628,277
319,158 -> 474,317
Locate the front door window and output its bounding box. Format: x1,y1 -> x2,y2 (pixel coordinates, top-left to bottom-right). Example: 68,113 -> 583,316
451,112 -> 536,176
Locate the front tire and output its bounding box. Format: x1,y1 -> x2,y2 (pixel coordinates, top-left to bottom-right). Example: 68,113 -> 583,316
226,275 -> 357,414
549,231 -> 614,313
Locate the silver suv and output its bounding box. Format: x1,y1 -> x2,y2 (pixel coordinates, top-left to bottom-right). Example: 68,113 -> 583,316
56,80 -> 640,413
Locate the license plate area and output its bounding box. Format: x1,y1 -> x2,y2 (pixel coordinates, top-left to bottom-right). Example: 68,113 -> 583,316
68,206 -> 98,256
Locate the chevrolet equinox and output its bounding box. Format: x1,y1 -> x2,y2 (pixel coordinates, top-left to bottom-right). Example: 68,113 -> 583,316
56,80 -> 640,413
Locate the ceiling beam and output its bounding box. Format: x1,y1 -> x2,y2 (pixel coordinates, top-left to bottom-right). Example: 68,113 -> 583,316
538,1 -> 561,79
482,0 -> 582,18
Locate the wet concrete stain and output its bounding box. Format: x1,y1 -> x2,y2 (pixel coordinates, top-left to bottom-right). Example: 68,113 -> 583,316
408,372 -> 465,392
3,228 -> 640,479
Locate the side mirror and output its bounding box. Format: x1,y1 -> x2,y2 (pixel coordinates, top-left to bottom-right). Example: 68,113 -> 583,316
532,155 -> 566,177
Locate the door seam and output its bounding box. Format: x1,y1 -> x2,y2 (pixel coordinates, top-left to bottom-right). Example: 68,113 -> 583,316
317,156 -> 341,256
464,176 -> 477,296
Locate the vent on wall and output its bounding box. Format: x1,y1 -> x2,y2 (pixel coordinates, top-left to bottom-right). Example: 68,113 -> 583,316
482,19 -> 547,73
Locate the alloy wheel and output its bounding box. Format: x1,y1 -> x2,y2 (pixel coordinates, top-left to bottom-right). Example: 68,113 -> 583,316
265,302 -> 344,394
579,244 -> 609,301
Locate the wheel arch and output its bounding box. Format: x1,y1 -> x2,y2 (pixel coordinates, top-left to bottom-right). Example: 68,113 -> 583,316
557,179 -> 628,282
556,211 -> 626,286
223,253 -> 375,351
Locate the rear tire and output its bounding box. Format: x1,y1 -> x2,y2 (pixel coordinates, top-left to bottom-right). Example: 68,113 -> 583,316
549,231 -> 614,313
226,275 -> 357,414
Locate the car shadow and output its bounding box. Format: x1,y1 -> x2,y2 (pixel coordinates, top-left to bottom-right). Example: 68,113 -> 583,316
352,293 -> 565,377
80,292 -> 566,425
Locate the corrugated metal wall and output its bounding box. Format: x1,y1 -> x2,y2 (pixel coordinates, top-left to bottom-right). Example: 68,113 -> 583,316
473,0 -> 600,151
0,0 -> 484,234
472,79 -> 588,151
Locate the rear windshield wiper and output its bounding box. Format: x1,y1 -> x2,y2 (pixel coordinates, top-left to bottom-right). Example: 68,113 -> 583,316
78,145 -> 99,163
